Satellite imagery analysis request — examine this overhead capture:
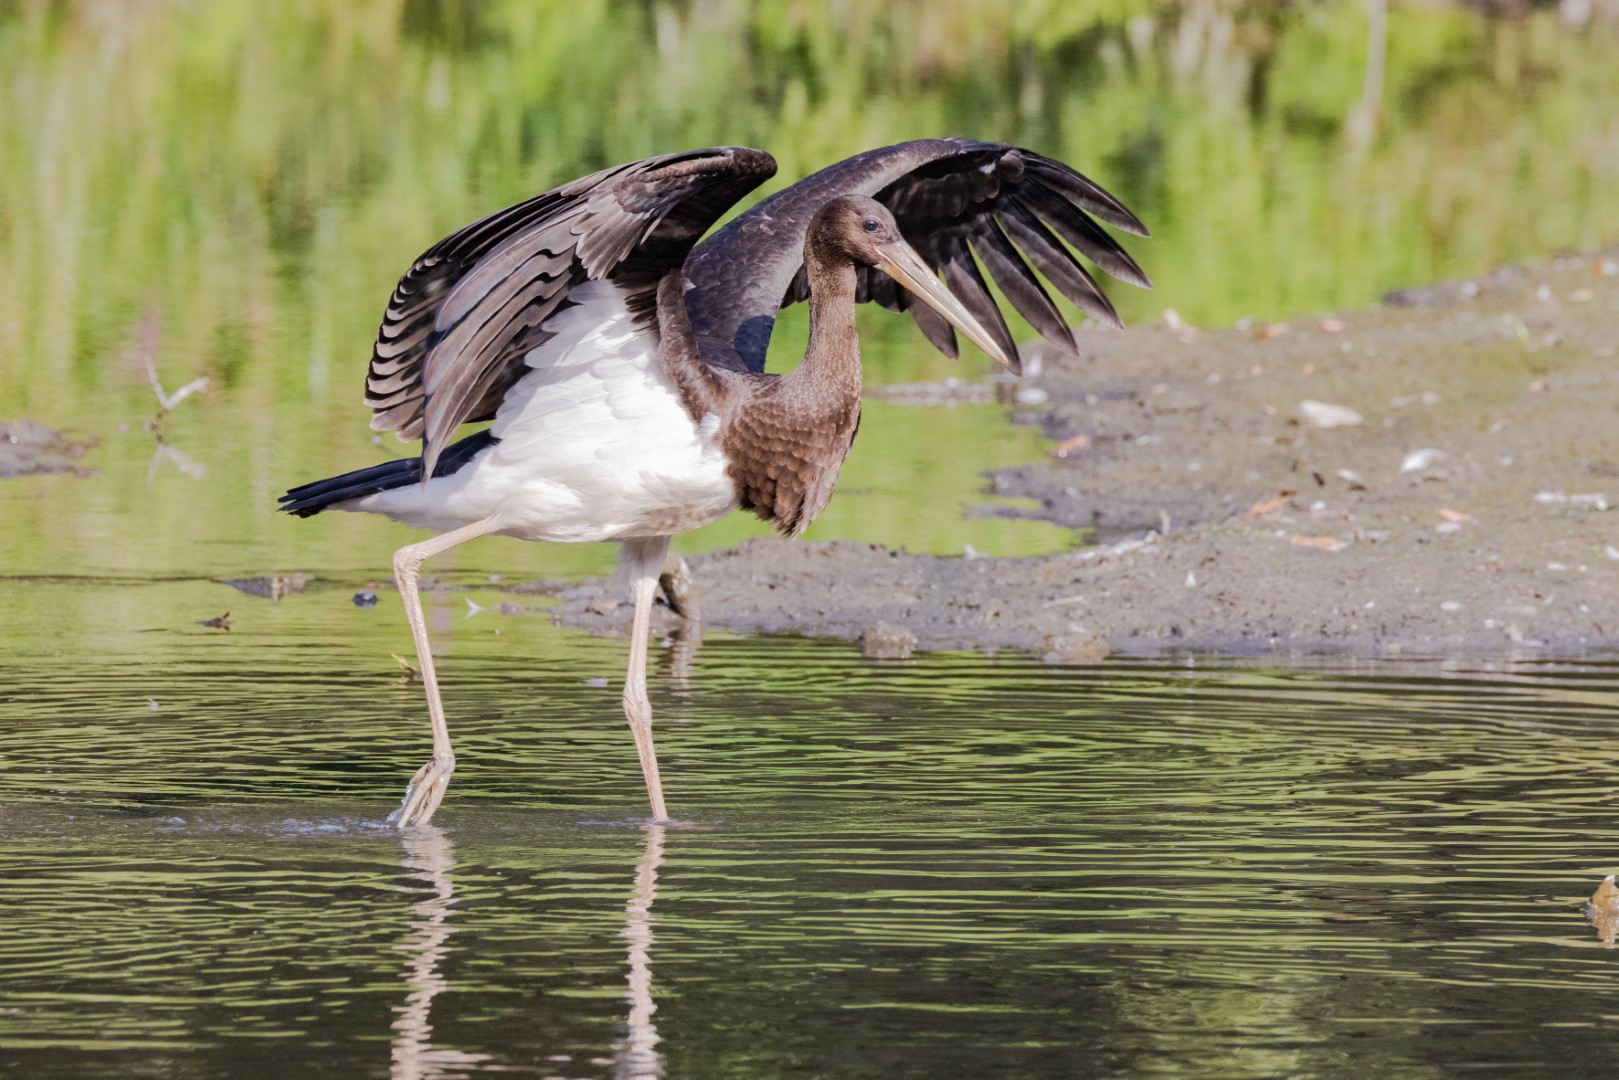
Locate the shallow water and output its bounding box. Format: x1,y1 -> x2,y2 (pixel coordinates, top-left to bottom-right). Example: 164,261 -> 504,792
3,570 -> 1618,1077
6,3 -> 1619,1075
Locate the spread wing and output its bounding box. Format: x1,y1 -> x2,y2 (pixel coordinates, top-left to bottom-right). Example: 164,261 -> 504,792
681,138 -> 1149,374
363,147 -> 776,477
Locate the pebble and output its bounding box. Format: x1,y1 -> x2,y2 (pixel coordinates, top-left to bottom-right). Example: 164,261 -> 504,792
1299,400 -> 1363,428
1039,632 -> 1111,665
352,590 -> 378,608
859,622 -> 916,660
1336,468 -> 1368,490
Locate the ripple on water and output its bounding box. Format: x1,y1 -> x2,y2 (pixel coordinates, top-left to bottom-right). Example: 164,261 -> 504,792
3,601 -> 1619,1077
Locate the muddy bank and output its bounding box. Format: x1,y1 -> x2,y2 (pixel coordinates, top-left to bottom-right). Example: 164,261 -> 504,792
549,249 -> 1619,660
0,420 -> 96,479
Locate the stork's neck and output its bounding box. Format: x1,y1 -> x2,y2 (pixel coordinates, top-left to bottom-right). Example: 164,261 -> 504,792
795,255 -> 861,394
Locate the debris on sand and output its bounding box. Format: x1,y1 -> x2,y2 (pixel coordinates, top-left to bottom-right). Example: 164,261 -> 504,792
1335,468 -> 1369,490
1385,278 -> 1481,308
1049,433 -> 1093,459
1400,448 -> 1447,475
1163,308 -> 1199,340
1534,491 -> 1610,511
222,573 -> 314,600
1299,400 -> 1363,428
1247,491 -> 1296,518
0,420 -> 98,479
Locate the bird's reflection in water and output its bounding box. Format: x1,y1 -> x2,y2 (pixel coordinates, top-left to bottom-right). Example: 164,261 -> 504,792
617,824 -> 667,1079
388,823 -> 669,1078
390,825 -> 491,1079
660,620 -> 703,695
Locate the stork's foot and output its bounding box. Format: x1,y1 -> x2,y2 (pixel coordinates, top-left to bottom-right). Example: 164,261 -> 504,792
388,756 -> 455,828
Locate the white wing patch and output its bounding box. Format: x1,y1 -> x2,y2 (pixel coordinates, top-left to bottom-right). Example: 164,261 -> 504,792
355,282 -> 737,541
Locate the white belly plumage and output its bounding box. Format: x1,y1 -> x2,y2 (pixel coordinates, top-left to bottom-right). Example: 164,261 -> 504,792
353,282 -> 738,542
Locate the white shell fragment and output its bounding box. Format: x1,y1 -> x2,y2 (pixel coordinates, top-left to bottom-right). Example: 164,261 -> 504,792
1400,448 -> 1447,474
1299,400 -> 1364,428
1534,491 -> 1610,511
1335,468 -> 1368,489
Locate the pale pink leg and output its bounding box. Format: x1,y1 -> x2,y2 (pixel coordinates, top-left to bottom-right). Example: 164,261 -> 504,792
620,537 -> 672,821
389,518 -> 499,828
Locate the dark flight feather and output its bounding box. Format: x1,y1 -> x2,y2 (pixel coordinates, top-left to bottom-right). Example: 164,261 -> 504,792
682,138 -> 1150,373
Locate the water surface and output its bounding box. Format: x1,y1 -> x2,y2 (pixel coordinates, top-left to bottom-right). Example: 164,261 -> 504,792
3,573 -> 1618,1077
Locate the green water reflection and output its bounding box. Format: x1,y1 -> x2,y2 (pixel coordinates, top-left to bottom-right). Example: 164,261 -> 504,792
3,0 -> 1619,566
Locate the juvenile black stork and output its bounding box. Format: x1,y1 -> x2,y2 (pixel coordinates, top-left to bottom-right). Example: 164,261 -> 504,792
280,139 -> 1149,827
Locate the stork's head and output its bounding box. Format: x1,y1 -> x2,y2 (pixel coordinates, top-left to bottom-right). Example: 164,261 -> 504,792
806,195 -> 1012,369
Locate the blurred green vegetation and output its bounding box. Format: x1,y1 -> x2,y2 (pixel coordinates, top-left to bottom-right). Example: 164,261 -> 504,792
0,0 -> 1615,573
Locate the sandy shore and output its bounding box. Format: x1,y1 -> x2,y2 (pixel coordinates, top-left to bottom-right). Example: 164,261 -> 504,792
549,248 -> 1619,660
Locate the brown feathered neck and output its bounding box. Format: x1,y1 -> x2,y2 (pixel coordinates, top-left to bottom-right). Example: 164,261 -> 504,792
791,238 -> 862,393
653,229 -> 867,538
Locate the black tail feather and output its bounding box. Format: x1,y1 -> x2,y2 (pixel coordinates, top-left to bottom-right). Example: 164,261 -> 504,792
279,429 -> 498,518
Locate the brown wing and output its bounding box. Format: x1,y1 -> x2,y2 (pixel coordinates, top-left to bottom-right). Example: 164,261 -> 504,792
363,147 -> 776,478
682,139 -> 1149,374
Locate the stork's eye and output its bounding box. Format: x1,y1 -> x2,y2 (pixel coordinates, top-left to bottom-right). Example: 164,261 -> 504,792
862,218 -> 880,233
